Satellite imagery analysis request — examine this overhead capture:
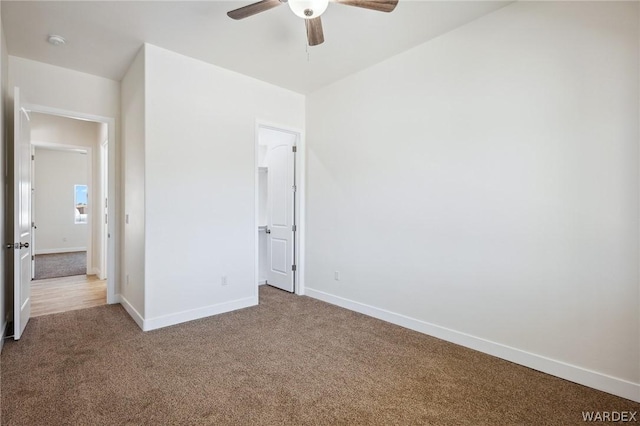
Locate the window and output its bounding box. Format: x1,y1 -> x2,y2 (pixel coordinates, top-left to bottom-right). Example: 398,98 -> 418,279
74,184 -> 88,224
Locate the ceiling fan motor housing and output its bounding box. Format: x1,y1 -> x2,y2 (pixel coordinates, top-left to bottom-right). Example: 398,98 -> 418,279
288,0 -> 329,19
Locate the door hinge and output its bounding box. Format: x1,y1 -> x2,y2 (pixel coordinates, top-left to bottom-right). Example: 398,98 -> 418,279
31,155 -> 34,161
292,264 -> 297,272
292,185 -> 297,192
5,243 -> 16,250
292,146 -> 297,153
292,225 -> 297,232
31,255 -> 34,261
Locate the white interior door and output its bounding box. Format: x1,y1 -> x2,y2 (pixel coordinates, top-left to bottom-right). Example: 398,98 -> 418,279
266,142 -> 295,292
13,87 -> 32,340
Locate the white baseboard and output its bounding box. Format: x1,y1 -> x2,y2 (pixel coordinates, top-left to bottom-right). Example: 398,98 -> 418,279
143,297 -> 257,331
35,247 -> 87,255
0,321 -> 6,353
306,288 -> 640,403
258,280 -> 267,285
118,294 -> 144,331
91,267 -> 101,277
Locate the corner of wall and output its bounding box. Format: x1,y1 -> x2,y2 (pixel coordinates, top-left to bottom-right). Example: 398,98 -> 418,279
120,44 -> 146,324
118,293 -> 144,330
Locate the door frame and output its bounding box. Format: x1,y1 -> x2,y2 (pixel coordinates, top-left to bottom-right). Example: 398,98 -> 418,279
31,142 -> 93,276
30,145 -> 35,279
24,103 -> 117,304
99,139 -> 108,281
254,120 -> 305,298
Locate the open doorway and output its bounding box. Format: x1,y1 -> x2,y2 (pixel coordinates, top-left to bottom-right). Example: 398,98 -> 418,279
28,112 -> 109,317
9,90 -> 117,338
256,124 -> 302,295
32,146 -> 91,279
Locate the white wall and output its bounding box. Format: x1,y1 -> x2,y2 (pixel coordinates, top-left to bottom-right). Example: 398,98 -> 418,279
33,148 -> 89,253
120,47 -> 146,323
31,112 -> 98,148
142,44 -> 304,327
306,1 -> 639,401
8,56 -> 119,119
0,1 -> 8,347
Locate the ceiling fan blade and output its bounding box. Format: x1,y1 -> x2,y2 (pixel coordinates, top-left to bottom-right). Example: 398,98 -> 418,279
305,17 -> 324,46
331,0 -> 398,13
227,0 -> 283,20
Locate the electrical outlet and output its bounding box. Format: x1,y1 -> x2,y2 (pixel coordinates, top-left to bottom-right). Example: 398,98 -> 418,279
334,271 -> 340,281
221,275 -> 228,286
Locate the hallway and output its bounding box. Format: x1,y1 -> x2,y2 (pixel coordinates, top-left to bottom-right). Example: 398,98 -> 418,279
31,275 -> 106,317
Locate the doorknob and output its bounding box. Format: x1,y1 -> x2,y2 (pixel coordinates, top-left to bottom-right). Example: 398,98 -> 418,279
5,243 -> 28,249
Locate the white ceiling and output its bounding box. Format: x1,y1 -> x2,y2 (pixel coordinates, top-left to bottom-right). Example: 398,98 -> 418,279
2,1 -> 510,94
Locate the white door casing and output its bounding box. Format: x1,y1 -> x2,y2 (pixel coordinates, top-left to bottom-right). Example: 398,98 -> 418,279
18,103 -> 117,304
30,146 -> 36,279
13,87 -> 32,340
266,141 -> 296,292
100,140 -> 108,280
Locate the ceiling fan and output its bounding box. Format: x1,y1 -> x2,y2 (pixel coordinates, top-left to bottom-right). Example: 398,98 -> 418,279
227,0 -> 399,47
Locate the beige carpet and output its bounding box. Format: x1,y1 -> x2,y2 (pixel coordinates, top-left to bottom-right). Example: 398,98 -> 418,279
34,252 -> 86,280
1,286 -> 638,425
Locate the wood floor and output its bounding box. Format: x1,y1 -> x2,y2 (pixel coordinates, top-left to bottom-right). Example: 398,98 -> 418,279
31,274 -> 106,317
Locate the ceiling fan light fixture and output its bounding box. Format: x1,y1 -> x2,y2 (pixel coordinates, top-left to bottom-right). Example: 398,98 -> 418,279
288,0 -> 329,19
